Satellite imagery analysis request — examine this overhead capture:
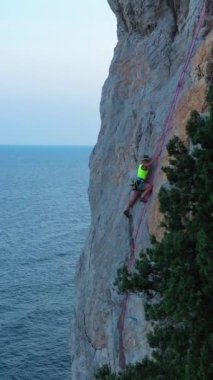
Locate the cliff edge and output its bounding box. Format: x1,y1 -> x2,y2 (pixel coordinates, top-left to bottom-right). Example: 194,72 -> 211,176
72,1 -> 212,379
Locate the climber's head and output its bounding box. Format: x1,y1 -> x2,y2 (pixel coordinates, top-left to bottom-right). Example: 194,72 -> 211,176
141,155 -> 151,164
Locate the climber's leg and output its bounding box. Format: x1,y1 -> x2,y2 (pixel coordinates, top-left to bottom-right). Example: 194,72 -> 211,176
140,183 -> 153,202
123,191 -> 141,217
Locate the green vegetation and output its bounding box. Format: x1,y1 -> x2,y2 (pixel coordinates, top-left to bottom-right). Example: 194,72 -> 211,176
95,88 -> 213,379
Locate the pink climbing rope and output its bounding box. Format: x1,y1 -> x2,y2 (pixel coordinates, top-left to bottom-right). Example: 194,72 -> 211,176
118,0 -> 207,369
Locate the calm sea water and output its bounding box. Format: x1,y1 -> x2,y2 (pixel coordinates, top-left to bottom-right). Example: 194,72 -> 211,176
0,146 -> 92,380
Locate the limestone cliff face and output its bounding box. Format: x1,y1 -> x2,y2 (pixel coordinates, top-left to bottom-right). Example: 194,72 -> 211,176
72,1 -> 212,379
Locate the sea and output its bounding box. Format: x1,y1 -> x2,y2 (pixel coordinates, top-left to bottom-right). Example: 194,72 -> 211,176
0,145 -> 92,380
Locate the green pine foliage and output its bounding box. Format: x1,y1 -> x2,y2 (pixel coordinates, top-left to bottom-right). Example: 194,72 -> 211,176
95,89 -> 213,379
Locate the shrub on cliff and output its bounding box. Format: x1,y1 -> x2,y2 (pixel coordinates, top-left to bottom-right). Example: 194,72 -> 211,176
95,88 -> 213,380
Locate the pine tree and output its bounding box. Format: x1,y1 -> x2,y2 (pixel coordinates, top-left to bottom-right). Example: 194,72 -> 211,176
95,88 -> 213,379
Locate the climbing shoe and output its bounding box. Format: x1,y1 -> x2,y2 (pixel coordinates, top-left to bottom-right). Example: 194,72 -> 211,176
123,209 -> 131,218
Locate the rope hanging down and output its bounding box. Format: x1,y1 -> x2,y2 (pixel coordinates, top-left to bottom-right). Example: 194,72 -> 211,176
118,0 -> 207,370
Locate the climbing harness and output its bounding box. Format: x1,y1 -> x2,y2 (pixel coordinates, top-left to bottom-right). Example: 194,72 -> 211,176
118,0 -> 207,370
130,179 -> 137,190
130,178 -> 145,191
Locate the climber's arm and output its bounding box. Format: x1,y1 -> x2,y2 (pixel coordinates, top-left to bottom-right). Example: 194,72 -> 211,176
143,157 -> 155,169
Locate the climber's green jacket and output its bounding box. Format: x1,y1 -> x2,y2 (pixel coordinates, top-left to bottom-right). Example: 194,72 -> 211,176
137,164 -> 149,181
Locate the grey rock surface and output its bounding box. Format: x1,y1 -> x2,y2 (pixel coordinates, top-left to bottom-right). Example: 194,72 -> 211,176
71,1 -> 212,379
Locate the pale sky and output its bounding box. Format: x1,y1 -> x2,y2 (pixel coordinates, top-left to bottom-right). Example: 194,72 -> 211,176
0,0 -> 117,145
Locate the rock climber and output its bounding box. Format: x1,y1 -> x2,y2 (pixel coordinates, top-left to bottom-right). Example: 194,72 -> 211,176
123,155 -> 154,218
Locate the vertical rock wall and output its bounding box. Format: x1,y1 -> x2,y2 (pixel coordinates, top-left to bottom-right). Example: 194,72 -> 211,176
72,1 -> 212,379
